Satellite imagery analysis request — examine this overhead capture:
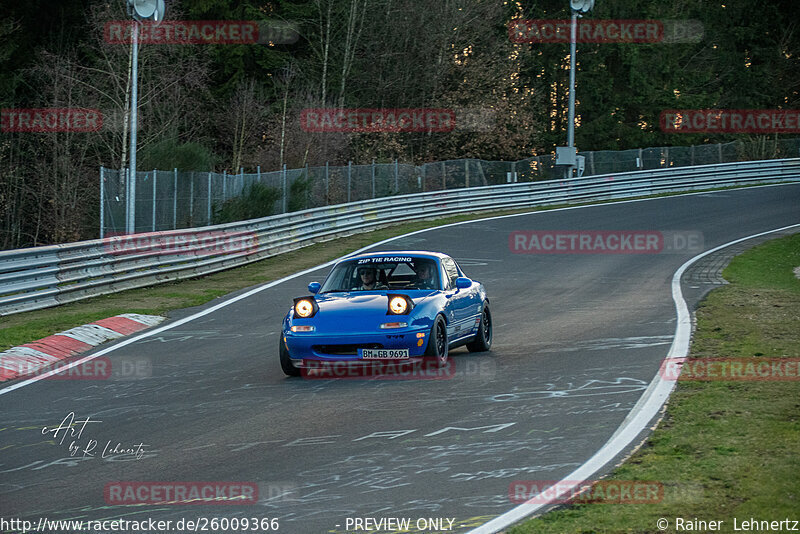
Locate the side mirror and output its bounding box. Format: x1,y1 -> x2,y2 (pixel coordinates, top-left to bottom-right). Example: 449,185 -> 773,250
455,277 -> 472,290
308,282 -> 321,294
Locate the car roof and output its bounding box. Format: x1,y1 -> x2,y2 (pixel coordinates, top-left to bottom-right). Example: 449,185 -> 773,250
335,251 -> 448,266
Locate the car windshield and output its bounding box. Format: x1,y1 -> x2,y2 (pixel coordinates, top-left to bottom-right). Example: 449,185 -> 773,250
320,256 -> 440,292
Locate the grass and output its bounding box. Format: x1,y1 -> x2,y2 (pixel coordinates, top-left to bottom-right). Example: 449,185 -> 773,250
508,233 -> 800,533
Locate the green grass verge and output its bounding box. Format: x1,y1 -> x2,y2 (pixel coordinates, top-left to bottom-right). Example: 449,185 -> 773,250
509,233 -> 800,534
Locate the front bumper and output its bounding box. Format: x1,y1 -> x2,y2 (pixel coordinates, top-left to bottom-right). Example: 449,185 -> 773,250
284,328 -> 431,364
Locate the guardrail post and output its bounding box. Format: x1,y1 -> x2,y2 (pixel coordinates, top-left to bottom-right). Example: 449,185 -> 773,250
347,161 -> 352,203
282,164 -> 287,213
205,172 -> 211,224
305,163 -> 310,207
394,159 -> 399,193
511,161 -> 516,183
589,152 -> 595,175
173,168 -> 178,230
152,169 -> 157,231
718,143 -> 723,163
325,162 -> 329,203
239,167 -> 244,196
188,175 -> 194,226
223,169 -> 228,201
189,175 -> 195,226
371,158 -> 376,198
257,165 -> 261,184
690,145 -> 695,166
125,168 -> 131,233
465,160 -> 470,188
100,166 -> 105,238
441,161 -> 446,189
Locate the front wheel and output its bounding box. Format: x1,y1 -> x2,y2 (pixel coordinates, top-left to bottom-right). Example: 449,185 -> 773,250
425,315 -> 449,366
466,305 -> 492,352
279,337 -> 301,377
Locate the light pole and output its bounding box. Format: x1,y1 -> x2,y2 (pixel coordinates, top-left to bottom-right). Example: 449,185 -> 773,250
566,10 -> 578,149
125,0 -> 165,234
556,0 -> 594,179
127,21 -> 138,234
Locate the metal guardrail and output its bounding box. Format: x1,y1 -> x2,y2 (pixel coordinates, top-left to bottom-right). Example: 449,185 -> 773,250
2,158 -> 799,316
101,137 -> 800,235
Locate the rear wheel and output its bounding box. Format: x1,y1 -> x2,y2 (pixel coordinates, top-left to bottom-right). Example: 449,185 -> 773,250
425,315 -> 449,366
467,305 -> 492,352
279,337 -> 301,377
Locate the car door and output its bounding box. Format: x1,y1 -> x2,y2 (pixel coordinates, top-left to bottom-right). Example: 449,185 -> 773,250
441,256 -> 475,342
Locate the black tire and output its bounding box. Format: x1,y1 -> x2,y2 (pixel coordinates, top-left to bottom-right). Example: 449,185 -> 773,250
466,305 -> 492,352
424,315 -> 449,366
279,337 -> 301,377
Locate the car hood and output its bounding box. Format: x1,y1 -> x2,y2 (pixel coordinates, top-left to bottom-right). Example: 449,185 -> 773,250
310,291 -> 435,319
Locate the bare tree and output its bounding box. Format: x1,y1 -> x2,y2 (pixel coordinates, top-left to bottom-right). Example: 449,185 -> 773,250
337,0 -> 368,109
27,50 -> 99,243
278,62 -> 298,170
221,80 -> 266,172
4,1 -> 213,245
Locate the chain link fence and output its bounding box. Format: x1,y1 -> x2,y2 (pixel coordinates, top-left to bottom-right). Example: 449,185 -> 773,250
101,137 -> 800,236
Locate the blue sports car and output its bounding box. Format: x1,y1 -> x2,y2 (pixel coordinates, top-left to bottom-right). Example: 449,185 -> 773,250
279,251 -> 492,376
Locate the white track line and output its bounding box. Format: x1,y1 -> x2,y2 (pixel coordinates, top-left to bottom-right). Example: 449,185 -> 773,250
467,222 -> 800,534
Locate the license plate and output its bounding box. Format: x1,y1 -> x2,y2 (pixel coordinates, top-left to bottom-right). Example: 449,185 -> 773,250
359,348 -> 409,359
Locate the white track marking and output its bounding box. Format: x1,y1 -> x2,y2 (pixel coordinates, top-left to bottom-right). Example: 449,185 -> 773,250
467,222 -> 800,534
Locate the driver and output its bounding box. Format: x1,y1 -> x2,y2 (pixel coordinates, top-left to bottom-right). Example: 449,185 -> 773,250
353,266 -> 386,290
412,261 -> 438,289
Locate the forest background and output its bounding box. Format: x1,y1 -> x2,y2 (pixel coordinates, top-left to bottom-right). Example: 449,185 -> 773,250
0,0 -> 797,248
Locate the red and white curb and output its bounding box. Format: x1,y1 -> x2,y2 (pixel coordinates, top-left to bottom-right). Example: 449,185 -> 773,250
0,314 -> 164,382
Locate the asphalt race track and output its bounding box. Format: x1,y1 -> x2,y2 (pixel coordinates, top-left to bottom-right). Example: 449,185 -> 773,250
1,184 -> 799,534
